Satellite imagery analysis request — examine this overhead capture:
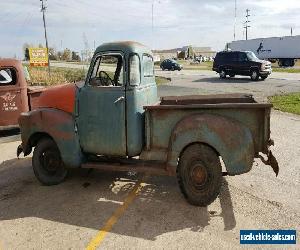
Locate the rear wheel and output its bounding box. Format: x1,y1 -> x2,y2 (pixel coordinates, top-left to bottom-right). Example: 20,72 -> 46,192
177,144 -> 222,206
250,69 -> 259,81
219,69 -> 226,79
32,138 -> 68,185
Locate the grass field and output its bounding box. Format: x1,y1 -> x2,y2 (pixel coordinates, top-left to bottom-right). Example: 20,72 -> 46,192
26,66 -> 170,86
27,67 -> 87,86
269,93 -> 300,115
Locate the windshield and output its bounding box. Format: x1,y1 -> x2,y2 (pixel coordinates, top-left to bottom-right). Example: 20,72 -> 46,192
246,51 -> 259,61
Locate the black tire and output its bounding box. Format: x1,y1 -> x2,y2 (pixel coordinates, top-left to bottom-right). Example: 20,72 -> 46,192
32,138 -> 68,185
250,69 -> 259,81
171,67 -> 175,71
219,69 -> 226,79
261,75 -> 268,80
177,144 -> 222,206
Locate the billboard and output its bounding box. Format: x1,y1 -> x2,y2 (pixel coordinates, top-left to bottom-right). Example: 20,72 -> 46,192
29,48 -> 48,67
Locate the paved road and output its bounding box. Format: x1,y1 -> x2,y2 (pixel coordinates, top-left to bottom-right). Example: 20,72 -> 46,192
157,69 -> 300,102
0,89 -> 299,248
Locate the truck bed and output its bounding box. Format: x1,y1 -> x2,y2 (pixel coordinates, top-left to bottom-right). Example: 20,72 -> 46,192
142,94 -> 272,163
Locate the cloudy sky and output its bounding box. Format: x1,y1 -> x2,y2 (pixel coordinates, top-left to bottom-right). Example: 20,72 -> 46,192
1,0 -> 300,58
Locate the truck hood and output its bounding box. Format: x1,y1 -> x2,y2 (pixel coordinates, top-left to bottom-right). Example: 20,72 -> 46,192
28,83 -> 79,114
253,59 -> 271,65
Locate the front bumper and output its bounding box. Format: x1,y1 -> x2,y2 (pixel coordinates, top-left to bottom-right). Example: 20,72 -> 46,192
260,69 -> 272,75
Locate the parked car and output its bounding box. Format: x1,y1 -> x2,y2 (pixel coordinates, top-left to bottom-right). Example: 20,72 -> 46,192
17,41 -> 278,207
160,59 -> 182,71
212,51 -> 272,81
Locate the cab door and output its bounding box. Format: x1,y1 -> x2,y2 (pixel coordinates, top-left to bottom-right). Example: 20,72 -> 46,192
77,53 -> 127,156
236,52 -> 250,75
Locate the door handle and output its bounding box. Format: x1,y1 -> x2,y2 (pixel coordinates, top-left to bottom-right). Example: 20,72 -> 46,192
114,96 -> 124,104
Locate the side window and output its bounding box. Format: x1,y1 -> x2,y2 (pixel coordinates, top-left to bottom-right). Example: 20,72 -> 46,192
230,52 -> 238,62
0,68 -> 17,86
129,54 -> 140,85
143,55 -> 154,77
90,54 -> 123,87
238,53 -> 248,62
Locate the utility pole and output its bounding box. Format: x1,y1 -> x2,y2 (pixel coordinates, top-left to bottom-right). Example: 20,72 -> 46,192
151,0 -> 161,50
40,0 -> 50,74
151,0 -> 154,49
244,9 -> 251,40
234,0 -> 237,41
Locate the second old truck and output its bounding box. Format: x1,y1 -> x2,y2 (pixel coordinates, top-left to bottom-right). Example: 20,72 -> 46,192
17,41 -> 279,206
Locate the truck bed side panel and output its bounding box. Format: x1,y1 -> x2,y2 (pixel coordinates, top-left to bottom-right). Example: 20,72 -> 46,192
142,104 -> 271,175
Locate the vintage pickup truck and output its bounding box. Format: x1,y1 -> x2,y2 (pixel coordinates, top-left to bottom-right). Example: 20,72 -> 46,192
17,41 -> 278,206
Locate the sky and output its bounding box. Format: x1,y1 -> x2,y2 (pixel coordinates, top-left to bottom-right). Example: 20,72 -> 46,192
1,0 -> 300,58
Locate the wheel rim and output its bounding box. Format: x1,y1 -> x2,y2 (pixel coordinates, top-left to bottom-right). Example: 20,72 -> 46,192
220,70 -> 225,77
40,149 -> 61,175
189,162 -> 208,188
251,71 -> 257,79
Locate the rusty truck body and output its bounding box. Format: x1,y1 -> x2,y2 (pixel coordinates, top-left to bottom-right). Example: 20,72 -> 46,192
17,41 -> 278,206
0,58 -> 59,130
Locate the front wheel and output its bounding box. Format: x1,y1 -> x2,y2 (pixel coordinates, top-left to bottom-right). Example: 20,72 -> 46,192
261,75 -> 268,80
32,138 -> 68,185
177,144 -> 222,206
250,69 -> 259,81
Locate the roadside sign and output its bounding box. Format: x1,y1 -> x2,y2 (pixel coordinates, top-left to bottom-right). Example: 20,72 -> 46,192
29,48 -> 48,67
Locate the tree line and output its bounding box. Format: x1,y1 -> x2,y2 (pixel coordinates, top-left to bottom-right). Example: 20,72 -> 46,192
23,43 -> 81,62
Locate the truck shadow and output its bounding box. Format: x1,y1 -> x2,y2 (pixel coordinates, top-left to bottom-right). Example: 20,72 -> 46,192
0,158 -> 236,241
193,77 -> 265,84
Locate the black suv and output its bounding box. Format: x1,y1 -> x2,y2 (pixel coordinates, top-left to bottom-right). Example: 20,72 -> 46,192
213,51 -> 272,81
160,59 -> 183,71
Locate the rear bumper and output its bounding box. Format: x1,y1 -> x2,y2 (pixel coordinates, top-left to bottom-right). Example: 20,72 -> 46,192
259,139 -> 279,176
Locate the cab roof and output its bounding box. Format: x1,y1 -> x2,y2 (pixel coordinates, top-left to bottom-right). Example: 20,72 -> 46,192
94,41 -> 152,56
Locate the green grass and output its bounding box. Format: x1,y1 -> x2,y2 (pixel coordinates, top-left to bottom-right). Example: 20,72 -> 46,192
26,66 -> 170,86
269,93 -> 300,115
27,66 -> 87,86
272,68 -> 300,73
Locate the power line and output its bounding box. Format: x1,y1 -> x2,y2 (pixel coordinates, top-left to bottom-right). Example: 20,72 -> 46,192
40,0 -> 50,74
244,8 -> 251,40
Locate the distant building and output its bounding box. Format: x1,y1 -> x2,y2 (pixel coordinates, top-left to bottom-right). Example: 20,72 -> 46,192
153,46 -> 216,60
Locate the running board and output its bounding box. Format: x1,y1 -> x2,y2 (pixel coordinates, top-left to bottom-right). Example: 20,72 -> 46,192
81,160 -> 171,176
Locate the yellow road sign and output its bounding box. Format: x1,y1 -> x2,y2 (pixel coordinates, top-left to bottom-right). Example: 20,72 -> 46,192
29,48 -> 48,67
